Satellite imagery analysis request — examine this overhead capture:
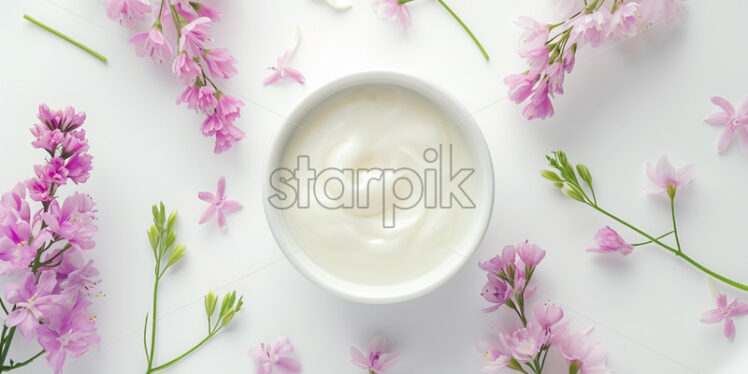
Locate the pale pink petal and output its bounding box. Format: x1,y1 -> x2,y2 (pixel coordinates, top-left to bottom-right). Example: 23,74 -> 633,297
711,96 -> 735,117
397,6 -> 411,30
272,336 -> 295,355
736,126 -> 748,149
216,176 -> 226,200
675,164 -> 695,186
717,127 -> 736,153
284,67 -> 306,84
700,308 -> 725,324
198,206 -> 217,224
717,293 -> 728,309
730,301 -> 748,317
198,192 -> 216,203
257,363 -> 273,374
276,357 -> 302,373
350,347 -> 369,369
377,352 -> 399,371
369,336 -> 388,353
724,319 -> 736,341
4,309 -> 27,328
738,98 -> 748,119
221,200 -> 242,213
704,112 -> 729,126
263,70 -> 282,85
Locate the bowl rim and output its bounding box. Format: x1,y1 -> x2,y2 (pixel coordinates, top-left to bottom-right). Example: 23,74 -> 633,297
262,71 -> 495,304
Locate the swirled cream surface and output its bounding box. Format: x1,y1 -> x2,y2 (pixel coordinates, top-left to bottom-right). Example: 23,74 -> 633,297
271,85 -> 479,285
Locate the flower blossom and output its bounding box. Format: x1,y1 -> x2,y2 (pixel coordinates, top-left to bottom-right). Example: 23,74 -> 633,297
704,96 -> 748,153
129,28 -> 174,64
560,329 -> 611,374
479,242 -> 544,313
5,271 -> 63,339
645,156 -> 694,197
700,291 -> 748,341
350,336 -> 399,373
180,17 -> 213,58
37,299 -> 100,374
264,27 -> 305,86
586,226 -> 633,256
249,336 -> 302,374
102,0 -> 151,27
372,0 -> 411,31
198,176 -> 242,229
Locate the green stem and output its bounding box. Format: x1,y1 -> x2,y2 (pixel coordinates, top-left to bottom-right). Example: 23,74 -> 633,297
148,333 -> 215,372
436,0 -> 490,60
146,273 -> 160,371
632,231 -> 674,246
2,350 -> 45,370
590,204 -> 748,292
23,14 -> 107,63
669,195 -> 682,253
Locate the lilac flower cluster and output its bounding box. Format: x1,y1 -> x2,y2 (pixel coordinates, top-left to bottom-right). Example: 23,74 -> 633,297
0,105 -> 99,373
103,0 -> 245,153
506,0 -> 684,120
479,241 -> 610,374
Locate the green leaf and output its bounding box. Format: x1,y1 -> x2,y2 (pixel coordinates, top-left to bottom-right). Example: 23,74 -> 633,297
204,291 -> 217,318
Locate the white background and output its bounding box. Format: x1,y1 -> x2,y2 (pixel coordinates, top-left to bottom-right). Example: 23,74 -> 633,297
2,0 -> 748,373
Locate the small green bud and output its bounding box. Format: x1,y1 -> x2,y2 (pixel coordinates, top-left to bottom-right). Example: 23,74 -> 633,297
541,170 -> 563,183
166,244 -> 186,268
553,182 -> 564,189
219,292 -> 233,317
576,164 -> 593,187
667,184 -> 676,199
565,187 -> 586,203
507,357 -> 524,371
167,211 -> 177,233
234,296 -> 244,312
220,309 -> 236,328
152,204 -> 161,226
204,291 -> 217,318
164,231 -> 176,252
147,226 -> 159,251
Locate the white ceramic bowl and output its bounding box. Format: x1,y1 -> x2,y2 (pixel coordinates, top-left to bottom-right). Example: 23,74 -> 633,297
263,71 -> 494,304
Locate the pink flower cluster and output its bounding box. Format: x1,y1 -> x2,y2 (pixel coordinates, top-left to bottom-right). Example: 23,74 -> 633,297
506,0 -> 684,120
103,0 -> 245,153
0,105 -> 100,373
480,241 -> 610,373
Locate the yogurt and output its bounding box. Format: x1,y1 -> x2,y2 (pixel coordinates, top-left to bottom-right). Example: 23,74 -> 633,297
268,84 -> 482,285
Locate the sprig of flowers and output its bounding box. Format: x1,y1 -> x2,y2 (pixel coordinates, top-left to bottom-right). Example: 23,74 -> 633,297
103,0 -> 245,153
479,241 -> 611,373
0,105 -> 100,373
506,0 -> 685,120
542,151 -> 748,322
373,0 -> 490,60
143,203 -> 243,373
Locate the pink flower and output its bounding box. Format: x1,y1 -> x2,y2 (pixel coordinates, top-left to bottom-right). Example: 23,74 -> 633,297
645,156 -> 694,197
198,176 -> 242,229
129,28 -> 173,64
704,96 -> 748,153
60,259 -> 100,297
586,226 -> 633,256
637,0 -> 684,26
533,301 -> 564,329
265,27 -> 305,85
30,126 -> 64,153
203,48 -> 238,79
5,271 -> 63,339
37,105 -> 86,132
0,221 -> 50,275
0,183 -> 30,225
42,193 -> 98,251
504,73 -> 539,104
61,130 -> 90,158
700,292 -> 748,341
195,3 -> 220,21
516,240 -> 546,268
480,273 -> 512,313
37,299 -> 100,374
64,153 -> 94,184
213,122 -> 245,153
560,330 -> 611,374
479,336 -> 511,374
197,85 -> 218,114
522,80 -> 555,120
498,324 -> 544,363
350,336 -> 399,373
524,46 -> 550,74
249,336 -> 302,374
179,17 -> 212,57
608,2 -> 640,41
172,53 -> 202,85
217,94 -> 244,122
176,85 -> 200,110
545,62 -> 565,95
103,0 -> 151,27
570,11 -> 610,47
562,47 -> 576,73
516,17 -> 549,57
372,0 -> 411,31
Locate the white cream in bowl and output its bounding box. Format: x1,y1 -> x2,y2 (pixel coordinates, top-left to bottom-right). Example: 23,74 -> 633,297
264,72 -> 493,303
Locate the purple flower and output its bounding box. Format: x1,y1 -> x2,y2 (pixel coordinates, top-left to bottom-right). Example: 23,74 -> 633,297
0,183 -> 31,225
350,336 -> 399,373
701,292 -> 748,341
249,336 -> 302,374
203,48 -> 238,79
5,271 -> 63,339
198,176 -> 242,229
0,221 -> 50,275
42,193 -> 98,251
516,240 -> 546,268
64,153 -> 93,184
35,158 -> 68,186
37,299 -> 100,374
522,80 -> 555,120
533,300 -> 564,329
61,130 -> 90,158
504,73 -> 538,105
586,226 -> 633,256
197,85 -> 218,115
60,259 -> 100,297
37,105 -> 86,132
480,273 -> 512,313
177,85 -> 200,111
217,94 -> 244,123
704,96 -> 748,153
30,126 -> 64,153
213,121 -> 245,154
129,28 -> 174,64
172,53 -> 202,85
179,17 -> 212,57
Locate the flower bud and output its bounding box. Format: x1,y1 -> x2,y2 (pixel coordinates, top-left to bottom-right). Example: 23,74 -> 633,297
541,170 -> 563,183
220,309 -> 236,327
166,244 -> 186,267
147,225 -> 159,251
204,291 -> 217,318
167,211 -> 178,233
